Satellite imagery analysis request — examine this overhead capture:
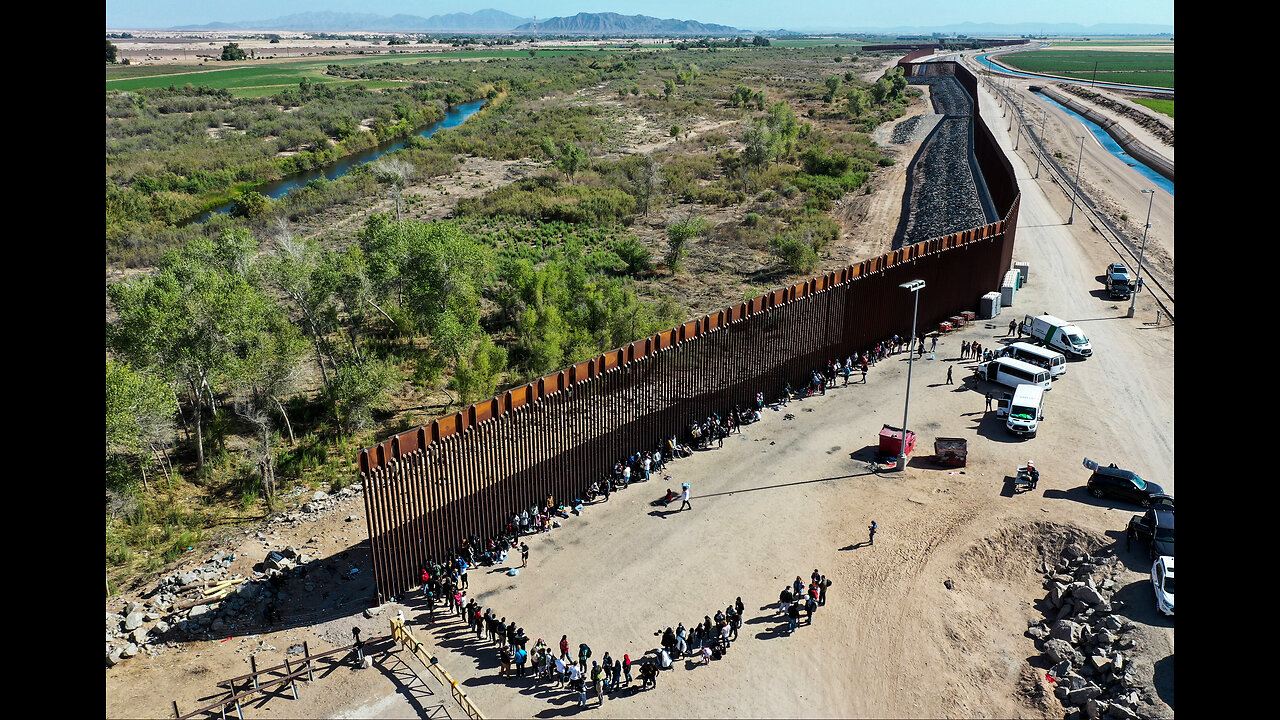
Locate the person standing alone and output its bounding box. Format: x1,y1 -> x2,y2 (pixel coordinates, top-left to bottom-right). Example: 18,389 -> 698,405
679,483 -> 691,512
868,520 -> 877,546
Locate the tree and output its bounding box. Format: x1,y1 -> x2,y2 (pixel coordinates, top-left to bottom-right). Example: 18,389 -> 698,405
824,76 -> 843,104
106,39 -> 118,63
107,230 -> 276,471
741,121 -> 773,169
752,35 -> 770,47
665,215 -> 708,274
232,190 -> 270,220
370,157 -> 416,220
106,359 -> 178,491
554,142 -> 588,182
221,42 -> 247,61
869,78 -> 890,105
663,78 -> 676,99
764,101 -> 799,164
845,88 -> 867,118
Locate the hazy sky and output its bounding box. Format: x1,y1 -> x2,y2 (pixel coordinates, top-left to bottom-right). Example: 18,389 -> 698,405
106,1 -> 1176,30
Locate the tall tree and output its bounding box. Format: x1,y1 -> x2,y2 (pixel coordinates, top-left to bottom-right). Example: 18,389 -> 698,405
106,358 -> 178,491
107,230 -> 275,470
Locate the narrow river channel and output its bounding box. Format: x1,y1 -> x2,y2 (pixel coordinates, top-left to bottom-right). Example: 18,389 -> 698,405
191,98 -> 487,224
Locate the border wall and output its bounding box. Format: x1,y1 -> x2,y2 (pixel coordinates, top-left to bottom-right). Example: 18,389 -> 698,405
356,60 -> 1020,603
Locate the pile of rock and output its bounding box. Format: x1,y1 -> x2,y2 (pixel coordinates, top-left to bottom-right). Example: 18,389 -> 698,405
1026,543 -> 1152,720
267,485 -> 363,529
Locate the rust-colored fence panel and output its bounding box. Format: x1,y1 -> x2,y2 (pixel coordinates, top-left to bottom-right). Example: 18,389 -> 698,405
358,60 -> 1021,603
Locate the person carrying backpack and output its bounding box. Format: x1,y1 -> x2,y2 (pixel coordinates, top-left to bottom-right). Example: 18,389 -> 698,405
578,643 -> 591,673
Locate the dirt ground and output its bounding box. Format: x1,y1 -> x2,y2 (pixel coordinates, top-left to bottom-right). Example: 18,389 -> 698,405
106,72 -> 1174,719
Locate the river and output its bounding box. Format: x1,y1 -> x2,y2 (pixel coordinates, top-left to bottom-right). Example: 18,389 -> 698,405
192,98 -> 487,224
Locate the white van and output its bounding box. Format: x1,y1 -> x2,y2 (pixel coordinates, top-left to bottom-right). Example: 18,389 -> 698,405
1024,314 -> 1092,358
998,342 -> 1066,378
1006,384 -> 1045,437
979,357 -> 1052,390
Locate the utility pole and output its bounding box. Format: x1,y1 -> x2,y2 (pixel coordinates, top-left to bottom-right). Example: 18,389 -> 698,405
1068,135 -> 1085,224
1127,189 -> 1156,318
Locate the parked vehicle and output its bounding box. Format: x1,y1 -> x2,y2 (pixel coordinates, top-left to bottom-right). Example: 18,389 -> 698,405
998,342 -> 1066,378
1104,263 -> 1135,299
978,356 -> 1052,390
1128,508 -> 1175,559
994,391 -> 1013,418
1082,459 -> 1169,507
1151,555 -> 1174,616
1006,384 -> 1045,437
1024,314 -> 1092,358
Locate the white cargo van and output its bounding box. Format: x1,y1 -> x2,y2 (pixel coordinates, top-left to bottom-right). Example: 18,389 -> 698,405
979,357 -> 1052,390
1006,384 -> 1045,437
998,342 -> 1067,378
1024,314 -> 1092,358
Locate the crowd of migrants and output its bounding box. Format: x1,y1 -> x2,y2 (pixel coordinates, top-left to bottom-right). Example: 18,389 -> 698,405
404,333 -> 929,707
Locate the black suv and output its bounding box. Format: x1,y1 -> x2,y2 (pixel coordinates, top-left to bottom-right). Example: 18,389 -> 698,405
1086,465 -> 1169,507
1127,508 -> 1174,559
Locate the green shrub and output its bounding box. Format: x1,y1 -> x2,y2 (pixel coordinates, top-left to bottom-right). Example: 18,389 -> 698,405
769,236 -> 819,273
611,236 -> 653,275
743,212 -> 761,227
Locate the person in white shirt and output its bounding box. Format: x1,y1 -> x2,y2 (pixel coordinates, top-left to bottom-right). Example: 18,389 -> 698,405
679,483 -> 691,512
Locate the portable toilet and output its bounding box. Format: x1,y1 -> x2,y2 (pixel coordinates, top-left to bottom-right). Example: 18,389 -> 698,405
1014,261 -> 1030,286
1000,271 -> 1019,306
980,292 -> 1002,318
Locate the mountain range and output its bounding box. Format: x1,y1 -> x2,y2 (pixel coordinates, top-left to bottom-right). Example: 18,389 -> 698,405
172,10 -> 533,32
513,12 -> 739,35
171,9 -> 740,34
166,11 -> 1169,37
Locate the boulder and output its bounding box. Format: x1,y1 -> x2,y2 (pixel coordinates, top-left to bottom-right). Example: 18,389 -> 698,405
188,604 -> 209,619
107,648 -> 124,667
364,605 -> 384,619
1026,625 -> 1049,641
154,620 -> 171,635
1066,684 -> 1102,705
120,643 -> 139,659
1050,583 -> 1067,607
1045,638 -> 1081,666
1103,704 -> 1136,720
1089,655 -> 1113,674
1073,584 -> 1107,606
123,612 -> 145,631
131,627 -> 149,645
1086,698 -> 1105,719
312,490 -> 329,501
1064,543 -> 1085,559
1050,619 -> 1082,644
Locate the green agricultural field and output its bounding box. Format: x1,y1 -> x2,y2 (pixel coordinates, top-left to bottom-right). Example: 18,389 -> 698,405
106,49 -> 599,95
997,49 -> 1174,88
105,64 -> 216,80
1133,97 -> 1174,118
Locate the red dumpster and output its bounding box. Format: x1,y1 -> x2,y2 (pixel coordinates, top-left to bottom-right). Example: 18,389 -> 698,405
879,425 -> 916,457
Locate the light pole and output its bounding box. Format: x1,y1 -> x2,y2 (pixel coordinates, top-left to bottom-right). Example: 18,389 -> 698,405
1127,189 -> 1156,318
1034,110 -> 1046,178
1067,134 -> 1085,224
896,280 -> 925,472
